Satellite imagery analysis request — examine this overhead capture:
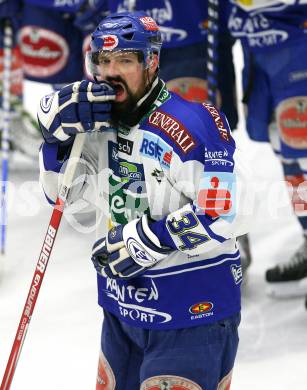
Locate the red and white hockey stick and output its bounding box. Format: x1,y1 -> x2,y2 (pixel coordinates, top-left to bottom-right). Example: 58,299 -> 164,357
0,132 -> 86,390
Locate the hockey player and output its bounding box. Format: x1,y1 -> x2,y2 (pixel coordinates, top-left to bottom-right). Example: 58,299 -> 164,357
226,0 -> 307,299
37,11 -> 253,389
105,0 -> 238,130
105,1 -> 253,277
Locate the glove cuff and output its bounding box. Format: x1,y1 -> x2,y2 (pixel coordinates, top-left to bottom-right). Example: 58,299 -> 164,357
139,215 -> 171,253
122,216 -> 171,267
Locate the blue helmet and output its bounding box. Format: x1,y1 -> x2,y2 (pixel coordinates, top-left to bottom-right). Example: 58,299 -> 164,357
88,11 -> 162,69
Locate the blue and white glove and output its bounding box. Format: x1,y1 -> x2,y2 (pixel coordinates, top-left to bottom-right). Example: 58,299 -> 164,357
91,215 -> 172,279
37,80 -> 115,144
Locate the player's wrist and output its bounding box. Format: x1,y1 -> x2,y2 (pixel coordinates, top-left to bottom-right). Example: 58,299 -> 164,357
122,216 -> 172,261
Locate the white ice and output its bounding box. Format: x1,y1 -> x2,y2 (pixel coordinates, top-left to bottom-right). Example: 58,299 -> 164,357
1,43 -> 307,389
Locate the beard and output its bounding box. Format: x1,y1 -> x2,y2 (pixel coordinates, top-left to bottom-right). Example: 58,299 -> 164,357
106,74 -> 148,125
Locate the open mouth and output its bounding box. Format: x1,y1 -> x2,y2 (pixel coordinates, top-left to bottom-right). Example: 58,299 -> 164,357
112,83 -> 125,98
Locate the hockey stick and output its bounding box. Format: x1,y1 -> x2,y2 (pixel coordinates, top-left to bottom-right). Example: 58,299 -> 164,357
0,19 -> 13,255
206,0 -> 219,105
0,132 -> 86,390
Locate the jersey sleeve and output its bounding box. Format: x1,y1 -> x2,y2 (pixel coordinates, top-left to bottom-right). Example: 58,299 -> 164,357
150,102 -> 255,256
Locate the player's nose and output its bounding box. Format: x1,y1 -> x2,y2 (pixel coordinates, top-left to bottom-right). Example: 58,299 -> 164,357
104,60 -> 120,78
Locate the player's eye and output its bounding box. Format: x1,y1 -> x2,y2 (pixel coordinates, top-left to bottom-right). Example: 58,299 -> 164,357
100,58 -> 111,65
119,57 -> 132,63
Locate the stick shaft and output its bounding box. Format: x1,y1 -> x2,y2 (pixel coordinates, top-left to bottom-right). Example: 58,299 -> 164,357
0,133 -> 86,390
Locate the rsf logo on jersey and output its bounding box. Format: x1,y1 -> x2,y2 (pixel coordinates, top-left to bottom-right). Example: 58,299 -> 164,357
126,238 -> 156,266
140,131 -> 173,169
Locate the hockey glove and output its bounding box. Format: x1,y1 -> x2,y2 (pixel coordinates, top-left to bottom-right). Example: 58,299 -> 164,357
37,80 -> 115,144
91,215 -> 172,279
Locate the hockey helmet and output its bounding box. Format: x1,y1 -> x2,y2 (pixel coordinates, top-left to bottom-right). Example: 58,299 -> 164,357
86,11 -> 162,78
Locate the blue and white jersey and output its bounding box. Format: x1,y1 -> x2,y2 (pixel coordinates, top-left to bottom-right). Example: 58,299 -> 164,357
107,0 -> 229,48
24,0 -> 84,13
39,81 -> 254,330
227,0 -> 307,52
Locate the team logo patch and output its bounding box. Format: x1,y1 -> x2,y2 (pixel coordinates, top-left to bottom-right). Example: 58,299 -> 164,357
102,34 -> 118,50
148,110 -> 196,153
276,97 -> 307,149
20,26 -> 69,78
189,301 -> 213,314
197,172 -> 235,220
139,16 -> 159,31
230,264 -> 243,285
141,375 -> 202,390
40,93 -> 54,113
126,238 -> 155,266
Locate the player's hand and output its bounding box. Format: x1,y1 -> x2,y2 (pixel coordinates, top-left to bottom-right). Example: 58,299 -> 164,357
37,80 -> 115,144
91,216 -> 172,279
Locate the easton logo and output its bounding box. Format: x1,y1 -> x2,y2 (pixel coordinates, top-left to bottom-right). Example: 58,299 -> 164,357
202,102 -> 230,142
189,302 -> 213,314
148,110 -> 196,153
102,35 -> 118,50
